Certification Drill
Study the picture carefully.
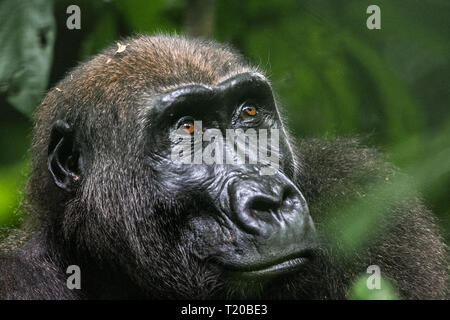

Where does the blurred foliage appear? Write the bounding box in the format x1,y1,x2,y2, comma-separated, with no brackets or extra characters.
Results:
0,0,449,300
0,0,55,116
0,160,28,228
348,273,399,300
0,106,30,228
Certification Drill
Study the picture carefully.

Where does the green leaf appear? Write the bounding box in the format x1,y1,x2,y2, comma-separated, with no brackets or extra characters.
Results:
0,0,55,117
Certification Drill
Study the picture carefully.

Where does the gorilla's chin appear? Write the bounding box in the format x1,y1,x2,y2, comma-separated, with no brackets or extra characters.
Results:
217,269,311,300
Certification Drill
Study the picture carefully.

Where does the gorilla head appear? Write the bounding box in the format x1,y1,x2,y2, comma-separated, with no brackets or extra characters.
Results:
13,35,447,299
32,35,318,298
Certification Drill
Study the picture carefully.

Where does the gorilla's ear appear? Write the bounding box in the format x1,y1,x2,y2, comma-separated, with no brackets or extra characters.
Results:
47,120,81,192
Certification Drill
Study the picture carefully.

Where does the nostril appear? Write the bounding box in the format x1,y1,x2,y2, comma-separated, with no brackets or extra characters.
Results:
245,195,282,227
247,195,280,213
281,186,296,206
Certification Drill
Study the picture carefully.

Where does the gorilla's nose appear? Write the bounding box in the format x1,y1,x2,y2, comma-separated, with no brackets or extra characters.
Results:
228,175,311,238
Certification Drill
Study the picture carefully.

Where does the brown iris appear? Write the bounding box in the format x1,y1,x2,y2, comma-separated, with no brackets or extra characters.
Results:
180,121,194,134
242,105,257,117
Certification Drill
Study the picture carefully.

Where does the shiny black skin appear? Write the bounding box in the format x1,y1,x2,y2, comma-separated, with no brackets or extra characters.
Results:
147,72,317,271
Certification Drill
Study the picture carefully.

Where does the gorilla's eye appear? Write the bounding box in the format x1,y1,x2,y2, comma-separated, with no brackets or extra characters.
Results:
241,105,257,119
179,121,195,134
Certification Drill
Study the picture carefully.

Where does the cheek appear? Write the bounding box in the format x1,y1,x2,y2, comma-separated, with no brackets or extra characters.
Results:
155,163,216,194
181,215,232,259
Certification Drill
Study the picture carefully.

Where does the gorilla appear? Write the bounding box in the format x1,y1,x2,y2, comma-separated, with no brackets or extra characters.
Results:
0,35,447,299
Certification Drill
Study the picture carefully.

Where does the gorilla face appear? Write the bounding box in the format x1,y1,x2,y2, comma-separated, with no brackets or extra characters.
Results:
36,33,327,299
145,72,318,279
47,72,317,299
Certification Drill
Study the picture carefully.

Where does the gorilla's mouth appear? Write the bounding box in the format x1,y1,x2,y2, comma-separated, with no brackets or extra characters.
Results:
239,256,309,277
219,250,314,278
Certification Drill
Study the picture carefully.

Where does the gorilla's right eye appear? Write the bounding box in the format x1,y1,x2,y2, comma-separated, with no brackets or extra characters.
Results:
242,105,257,117
179,121,195,134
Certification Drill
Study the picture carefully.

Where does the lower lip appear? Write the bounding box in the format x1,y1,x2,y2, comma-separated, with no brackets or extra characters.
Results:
230,256,310,278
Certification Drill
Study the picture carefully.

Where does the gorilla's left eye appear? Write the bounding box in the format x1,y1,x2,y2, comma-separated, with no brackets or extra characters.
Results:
179,121,195,134
241,104,257,119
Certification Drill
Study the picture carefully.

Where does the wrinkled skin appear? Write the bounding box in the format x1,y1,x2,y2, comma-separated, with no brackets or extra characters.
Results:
0,35,447,299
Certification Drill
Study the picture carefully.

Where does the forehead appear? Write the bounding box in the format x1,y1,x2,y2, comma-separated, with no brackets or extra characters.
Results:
92,36,258,90
58,36,260,113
